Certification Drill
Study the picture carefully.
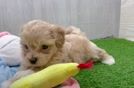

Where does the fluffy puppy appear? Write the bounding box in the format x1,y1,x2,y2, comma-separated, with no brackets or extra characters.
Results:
1,20,115,88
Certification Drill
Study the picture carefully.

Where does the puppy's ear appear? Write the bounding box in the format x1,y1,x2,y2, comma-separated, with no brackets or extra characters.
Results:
51,27,65,48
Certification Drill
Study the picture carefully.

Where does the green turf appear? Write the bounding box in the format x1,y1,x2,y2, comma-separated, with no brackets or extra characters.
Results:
76,38,134,88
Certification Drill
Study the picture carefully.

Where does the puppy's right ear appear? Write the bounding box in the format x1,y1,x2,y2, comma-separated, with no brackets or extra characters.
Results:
51,27,65,48
20,22,28,35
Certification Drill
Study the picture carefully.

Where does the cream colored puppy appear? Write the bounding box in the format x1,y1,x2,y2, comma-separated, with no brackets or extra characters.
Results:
1,20,115,88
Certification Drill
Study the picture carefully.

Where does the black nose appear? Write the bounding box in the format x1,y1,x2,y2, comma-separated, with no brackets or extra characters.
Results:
29,57,38,64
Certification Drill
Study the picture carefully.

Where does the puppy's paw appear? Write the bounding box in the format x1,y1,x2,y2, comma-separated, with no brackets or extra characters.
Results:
102,55,115,65
1,80,12,88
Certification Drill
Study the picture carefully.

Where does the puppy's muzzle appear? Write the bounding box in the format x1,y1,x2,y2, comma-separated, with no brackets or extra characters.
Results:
29,57,38,64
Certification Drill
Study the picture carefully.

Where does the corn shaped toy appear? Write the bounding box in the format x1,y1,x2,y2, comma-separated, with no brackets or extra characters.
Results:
11,60,93,88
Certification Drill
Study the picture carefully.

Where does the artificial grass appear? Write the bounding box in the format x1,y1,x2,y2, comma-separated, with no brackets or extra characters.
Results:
76,38,134,88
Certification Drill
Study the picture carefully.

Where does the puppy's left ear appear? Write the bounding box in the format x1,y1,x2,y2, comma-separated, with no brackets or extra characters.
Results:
51,27,65,48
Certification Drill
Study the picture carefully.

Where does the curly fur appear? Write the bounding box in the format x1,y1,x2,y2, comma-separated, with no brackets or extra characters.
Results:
1,20,115,88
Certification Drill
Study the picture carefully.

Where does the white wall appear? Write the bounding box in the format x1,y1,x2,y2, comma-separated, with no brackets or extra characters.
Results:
119,0,134,41
0,0,121,39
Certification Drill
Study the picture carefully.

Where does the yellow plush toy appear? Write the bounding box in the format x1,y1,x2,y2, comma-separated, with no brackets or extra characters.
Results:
11,60,93,88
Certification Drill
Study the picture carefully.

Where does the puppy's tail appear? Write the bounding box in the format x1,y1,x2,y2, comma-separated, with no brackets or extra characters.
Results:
65,26,85,36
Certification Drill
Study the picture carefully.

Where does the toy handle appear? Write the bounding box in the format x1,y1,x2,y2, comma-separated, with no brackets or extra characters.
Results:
77,60,94,70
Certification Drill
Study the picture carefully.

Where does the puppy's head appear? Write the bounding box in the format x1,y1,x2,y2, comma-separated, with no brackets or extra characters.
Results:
20,20,65,67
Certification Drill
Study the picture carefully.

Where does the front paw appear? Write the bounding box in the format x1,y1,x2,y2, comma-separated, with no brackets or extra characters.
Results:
1,81,12,88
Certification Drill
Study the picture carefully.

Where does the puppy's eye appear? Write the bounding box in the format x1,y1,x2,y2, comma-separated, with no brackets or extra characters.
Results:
42,45,48,49
23,44,28,49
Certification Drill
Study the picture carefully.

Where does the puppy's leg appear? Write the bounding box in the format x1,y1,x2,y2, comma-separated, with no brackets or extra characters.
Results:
89,41,115,65
1,70,34,88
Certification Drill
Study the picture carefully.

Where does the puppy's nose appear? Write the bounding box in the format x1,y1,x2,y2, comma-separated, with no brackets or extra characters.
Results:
29,57,38,64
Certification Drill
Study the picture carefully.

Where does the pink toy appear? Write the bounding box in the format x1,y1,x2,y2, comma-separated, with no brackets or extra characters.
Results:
0,32,10,37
